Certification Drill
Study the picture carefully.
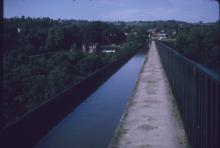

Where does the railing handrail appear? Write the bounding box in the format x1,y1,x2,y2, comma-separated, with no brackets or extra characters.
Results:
156,41,220,81
155,39,220,148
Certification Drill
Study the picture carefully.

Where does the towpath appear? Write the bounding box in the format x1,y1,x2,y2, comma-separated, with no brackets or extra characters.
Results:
109,41,188,148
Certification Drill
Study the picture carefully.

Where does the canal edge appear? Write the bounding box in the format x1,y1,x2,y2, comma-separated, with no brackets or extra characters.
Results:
108,48,150,148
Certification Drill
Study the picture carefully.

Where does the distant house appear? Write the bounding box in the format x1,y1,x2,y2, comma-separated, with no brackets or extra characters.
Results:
152,32,167,40
82,43,100,53
81,43,121,54
88,43,98,53
100,45,120,53
158,33,167,40
147,28,158,39
102,48,116,53
147,28,167,40
82,44,87,53
17,28,21,33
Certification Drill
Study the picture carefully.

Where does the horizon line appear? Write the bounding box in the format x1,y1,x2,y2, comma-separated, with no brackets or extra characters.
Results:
4,16,219,24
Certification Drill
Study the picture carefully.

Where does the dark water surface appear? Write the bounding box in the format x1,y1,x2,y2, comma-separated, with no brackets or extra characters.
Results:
34,50,147,148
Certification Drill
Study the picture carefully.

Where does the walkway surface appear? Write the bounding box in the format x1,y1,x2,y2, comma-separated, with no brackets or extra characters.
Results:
109,41,188,148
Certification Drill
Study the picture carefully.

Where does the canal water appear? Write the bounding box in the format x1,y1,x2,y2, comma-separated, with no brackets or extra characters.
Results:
34,50,147,148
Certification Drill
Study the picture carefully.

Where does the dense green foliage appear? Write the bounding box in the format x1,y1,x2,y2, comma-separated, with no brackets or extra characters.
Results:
128,20,219,73
5,17,219,128
163,22,220,73
3,18,219,128
2,17,149,126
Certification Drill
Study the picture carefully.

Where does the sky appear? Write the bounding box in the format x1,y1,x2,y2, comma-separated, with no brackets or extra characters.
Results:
4,0,219,23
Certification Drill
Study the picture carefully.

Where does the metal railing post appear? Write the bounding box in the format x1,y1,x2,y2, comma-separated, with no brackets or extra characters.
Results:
155,40,220,148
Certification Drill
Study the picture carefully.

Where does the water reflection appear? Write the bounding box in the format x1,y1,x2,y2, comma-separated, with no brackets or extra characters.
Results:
34,50,147,148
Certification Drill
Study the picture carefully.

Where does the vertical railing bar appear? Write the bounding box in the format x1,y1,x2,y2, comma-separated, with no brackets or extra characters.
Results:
155,40,220,148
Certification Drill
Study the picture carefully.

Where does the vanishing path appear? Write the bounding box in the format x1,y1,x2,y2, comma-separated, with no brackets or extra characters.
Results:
110,41,188,148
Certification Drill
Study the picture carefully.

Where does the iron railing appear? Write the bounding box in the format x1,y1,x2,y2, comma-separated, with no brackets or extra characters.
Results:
155,40,220,148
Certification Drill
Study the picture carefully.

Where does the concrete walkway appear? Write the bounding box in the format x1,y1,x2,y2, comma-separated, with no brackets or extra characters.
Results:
109,41,188,148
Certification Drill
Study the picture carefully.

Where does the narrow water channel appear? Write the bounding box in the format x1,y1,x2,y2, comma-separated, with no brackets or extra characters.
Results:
34,50,147,148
